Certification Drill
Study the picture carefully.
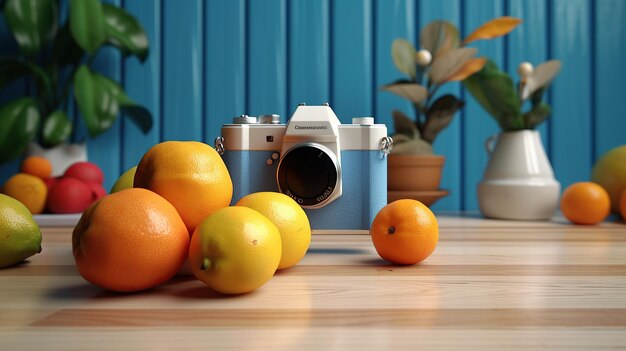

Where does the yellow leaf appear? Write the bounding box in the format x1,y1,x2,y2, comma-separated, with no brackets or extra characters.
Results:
462,17,522,45
445,57,488,82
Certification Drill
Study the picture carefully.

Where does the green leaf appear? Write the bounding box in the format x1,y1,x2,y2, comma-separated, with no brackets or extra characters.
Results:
530,86,545,108
102,4,149,62
0,58,52,99
420,20,460,59
463,60,523,131
423,95,465,143
392,110,418,139
120,105,152,133
73,65,152,136
53,24,84,66
96,76,152,133
3,0,58,55
73,65,119,137
381,81,428,105
0,58,29,90
0,98,40,162
391,39,416,79
42,110,72,146
524,103,551,129
69,0,106,54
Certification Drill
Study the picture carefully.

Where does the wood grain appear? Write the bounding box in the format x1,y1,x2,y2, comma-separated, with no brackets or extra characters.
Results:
32,308,626,328
1,217,625,350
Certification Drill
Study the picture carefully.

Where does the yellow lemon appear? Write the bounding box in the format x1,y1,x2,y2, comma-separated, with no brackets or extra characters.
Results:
188,206,281,294
2,173,47,214
0,194,42,268
236,192,311,270
110,166,137,193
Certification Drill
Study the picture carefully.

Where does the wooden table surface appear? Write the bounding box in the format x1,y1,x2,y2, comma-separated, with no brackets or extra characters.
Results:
1,215,626,350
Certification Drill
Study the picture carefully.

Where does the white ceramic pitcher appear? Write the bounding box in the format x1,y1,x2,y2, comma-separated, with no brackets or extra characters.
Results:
477,130,560,220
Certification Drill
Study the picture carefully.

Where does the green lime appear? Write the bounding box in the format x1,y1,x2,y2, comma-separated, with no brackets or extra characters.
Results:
0,194,42,268
110,166,137,193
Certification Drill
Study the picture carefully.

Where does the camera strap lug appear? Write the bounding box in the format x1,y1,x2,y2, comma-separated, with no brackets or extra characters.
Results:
380,136,393,157
214,136,225,155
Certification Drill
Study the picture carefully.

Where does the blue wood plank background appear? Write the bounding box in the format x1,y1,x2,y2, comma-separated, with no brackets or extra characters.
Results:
122,0,161,171
419,0,462,211
1,0,625,211
462,0,504,211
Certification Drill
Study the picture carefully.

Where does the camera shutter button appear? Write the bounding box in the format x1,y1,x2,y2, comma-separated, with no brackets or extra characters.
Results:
232,115,257,124
352,117,374,125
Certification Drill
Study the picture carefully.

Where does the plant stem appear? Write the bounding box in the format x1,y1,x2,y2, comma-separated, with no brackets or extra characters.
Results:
413,103,423,135
425,83,441,108
55,48,101,112
518,80,528,129
56,66,78,112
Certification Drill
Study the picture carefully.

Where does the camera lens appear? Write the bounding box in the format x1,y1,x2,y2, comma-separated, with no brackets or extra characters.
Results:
277,143,339,207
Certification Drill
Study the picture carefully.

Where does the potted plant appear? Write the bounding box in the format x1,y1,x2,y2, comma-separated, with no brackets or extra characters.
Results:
464,59,562,220
383,17,521,206
0,0,152,174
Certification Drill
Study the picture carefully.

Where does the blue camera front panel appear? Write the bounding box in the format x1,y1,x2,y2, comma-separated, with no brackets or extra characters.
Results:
222,150,279,205
223,149,387,230
303,150,386,230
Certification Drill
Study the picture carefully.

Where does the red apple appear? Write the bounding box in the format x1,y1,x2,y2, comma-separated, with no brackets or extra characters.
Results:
47,178,94,214
87,182,107,201
43,176,60,191
64,162,104,185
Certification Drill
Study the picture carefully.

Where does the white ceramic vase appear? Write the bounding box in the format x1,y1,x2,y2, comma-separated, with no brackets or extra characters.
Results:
27,143,87,177
477,130,560,220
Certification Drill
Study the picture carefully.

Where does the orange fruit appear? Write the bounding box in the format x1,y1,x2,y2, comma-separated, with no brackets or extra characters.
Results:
21,156,52,179
134,141,233,232
73,188,189,292
370,199,439,265
560,182,610,225
619,189,626,220
2,173,47,214
189,206,282,294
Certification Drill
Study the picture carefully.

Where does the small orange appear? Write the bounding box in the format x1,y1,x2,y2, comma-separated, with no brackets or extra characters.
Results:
560,182,610,225
73,188,189,292
134,141,233,233
21,156,52,179
370,199,439,265
2,173,47,214
619,189,626,221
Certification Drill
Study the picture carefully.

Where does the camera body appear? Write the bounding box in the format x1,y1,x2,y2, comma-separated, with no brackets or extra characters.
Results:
219,104,391,232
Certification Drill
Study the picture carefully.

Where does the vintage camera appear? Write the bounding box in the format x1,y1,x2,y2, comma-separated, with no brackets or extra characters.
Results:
217,103,392,232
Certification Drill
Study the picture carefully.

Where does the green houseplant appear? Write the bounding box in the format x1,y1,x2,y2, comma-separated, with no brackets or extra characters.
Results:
0,0,152,165
464,60,561,131
464,59,562,220
382,16,521,205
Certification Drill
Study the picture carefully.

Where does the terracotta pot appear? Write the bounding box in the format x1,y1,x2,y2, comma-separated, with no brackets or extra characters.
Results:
387,154,445,191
